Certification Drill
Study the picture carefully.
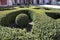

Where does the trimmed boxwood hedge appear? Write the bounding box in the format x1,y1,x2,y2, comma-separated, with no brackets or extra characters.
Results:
15,13,29,27
32,11,60,40
1,9,60,40
0,10,33,26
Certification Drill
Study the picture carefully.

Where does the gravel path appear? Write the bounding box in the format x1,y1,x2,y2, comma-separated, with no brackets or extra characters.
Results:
39,5,60,9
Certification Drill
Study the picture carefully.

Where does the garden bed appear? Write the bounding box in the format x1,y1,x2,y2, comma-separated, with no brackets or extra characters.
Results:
0,7,60,40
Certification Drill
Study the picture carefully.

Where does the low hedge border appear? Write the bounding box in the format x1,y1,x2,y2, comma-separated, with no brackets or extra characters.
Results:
0,10,33,27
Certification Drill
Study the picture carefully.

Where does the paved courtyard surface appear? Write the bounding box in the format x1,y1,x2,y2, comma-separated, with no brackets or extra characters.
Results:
39,5,60,9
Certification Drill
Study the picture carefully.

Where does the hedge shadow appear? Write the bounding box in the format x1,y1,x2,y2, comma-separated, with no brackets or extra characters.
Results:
45,12,60,19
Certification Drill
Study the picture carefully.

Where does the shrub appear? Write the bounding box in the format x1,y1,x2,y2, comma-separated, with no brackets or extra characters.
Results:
0,7,15,11
52,30,60,40
1,8,60,40
32,10,57,40
19,6,25,8
0,10,32,26
15,14,29,27
55,19,60,29
0,11,20,26
33,7,40,9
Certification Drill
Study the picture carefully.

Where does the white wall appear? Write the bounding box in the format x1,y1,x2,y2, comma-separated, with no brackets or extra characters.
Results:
0,0,58,7
20,0,24,4
12,0,15,4
44,0,50,4
7,0,13,6
39,0,43,4
39,0,57,5
17,0,20,4
33,0,37,4
51,0,57,4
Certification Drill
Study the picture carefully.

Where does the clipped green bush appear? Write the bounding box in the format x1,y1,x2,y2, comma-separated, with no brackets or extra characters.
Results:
15,13,29,27
1,8,60,40
32,10,58,40
0,10,32,26
0,11,20,26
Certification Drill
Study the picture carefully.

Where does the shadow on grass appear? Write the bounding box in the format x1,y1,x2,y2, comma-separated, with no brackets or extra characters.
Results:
45,12,60,19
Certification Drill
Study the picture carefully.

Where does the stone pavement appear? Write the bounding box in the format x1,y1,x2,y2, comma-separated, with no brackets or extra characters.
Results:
39,5,60,9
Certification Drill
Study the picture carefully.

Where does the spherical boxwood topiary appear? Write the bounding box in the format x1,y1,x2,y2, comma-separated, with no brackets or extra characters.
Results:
15,13,29,27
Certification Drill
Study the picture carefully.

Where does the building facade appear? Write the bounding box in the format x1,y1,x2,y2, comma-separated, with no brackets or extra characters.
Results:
0,0,58,7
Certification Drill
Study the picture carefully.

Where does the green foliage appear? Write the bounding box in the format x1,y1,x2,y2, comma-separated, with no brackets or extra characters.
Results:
15,14,29,27
0,8,60,40
0,11,20,26
0,10,32,26
32,11,60,40
0,26,33,40
0,8,34,40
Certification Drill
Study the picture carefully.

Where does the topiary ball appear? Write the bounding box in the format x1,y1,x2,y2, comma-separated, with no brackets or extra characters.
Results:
15,13,29,27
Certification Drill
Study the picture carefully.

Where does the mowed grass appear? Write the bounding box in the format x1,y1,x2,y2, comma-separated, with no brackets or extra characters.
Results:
0,6,60,40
